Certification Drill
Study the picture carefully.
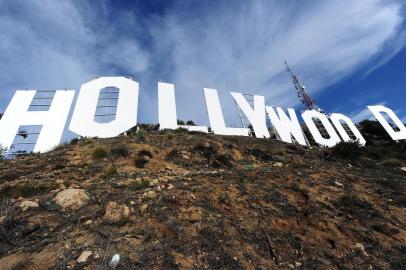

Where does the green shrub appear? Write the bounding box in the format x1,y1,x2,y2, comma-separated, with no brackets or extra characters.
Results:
0,144,7,160
135,150,152,168
382,158,403,167
245,163,254,171
138,149,153,158
331,141,363,160
137,129,145,141
69,138,79,145
0,182,59,199
167,132,174,140
105,164,118,176
131,179,150,190
53,144,67,151
110,145,129,157
92,147,108,160
83,138,94,145
335,194,380,219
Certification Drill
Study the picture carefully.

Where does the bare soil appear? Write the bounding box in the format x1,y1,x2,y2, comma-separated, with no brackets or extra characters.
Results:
0,130,405,269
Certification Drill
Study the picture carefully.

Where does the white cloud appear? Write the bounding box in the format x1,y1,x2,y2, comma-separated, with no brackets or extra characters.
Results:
0,0,405,127
348,101,406,123
160,0,405,124
349,108,375,123
0,0,149,107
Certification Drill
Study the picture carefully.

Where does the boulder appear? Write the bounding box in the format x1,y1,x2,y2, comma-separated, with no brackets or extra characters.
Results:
143,190,156,199
182,207,203,222
334,181,344,188
150,179,159,186
273,162,284,168
135,155,150,168
54,189,89,211
401,167,406,172
77,251,92,263
20,200,39,211
140,204,148,215
103,201,130,224
355,243,368,257
231,149,243,161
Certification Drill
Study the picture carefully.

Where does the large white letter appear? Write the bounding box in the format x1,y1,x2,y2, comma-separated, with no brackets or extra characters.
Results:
69,77,139,138
368,105,406,140
158,82,208,132
203,88,249,136
0,90,75,153
266,107,308,146
302,110,341,147
330,113,366,146
231,92,269,138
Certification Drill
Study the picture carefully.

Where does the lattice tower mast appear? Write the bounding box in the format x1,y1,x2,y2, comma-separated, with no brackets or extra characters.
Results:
284,61,325,114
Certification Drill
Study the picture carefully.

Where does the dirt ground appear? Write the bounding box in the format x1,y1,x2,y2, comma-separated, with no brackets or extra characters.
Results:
0,130,405,269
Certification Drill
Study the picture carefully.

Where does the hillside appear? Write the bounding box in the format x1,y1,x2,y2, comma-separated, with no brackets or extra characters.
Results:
0,126,405,269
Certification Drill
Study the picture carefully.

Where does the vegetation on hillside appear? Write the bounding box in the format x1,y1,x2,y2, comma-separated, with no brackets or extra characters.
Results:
0,123,404,269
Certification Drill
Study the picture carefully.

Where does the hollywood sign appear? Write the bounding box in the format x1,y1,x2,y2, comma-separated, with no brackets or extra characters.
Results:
0,77,405,154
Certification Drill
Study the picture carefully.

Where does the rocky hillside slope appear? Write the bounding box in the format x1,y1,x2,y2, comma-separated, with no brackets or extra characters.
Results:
0,128,405,269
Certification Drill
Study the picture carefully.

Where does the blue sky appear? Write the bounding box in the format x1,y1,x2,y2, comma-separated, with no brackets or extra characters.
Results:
0,0,405,129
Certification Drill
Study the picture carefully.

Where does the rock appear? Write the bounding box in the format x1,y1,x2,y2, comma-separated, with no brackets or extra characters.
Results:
295,262,302,267
401,167,406,172
22,222,40,235
183,207,203,222
334,181,344,188
231,149,243,161
110,254,120,269
167,183,175,190
151,179,159,186
54,189,89,211
77,251,92,263
135,155,150,168
273,162,284,167
355,243,368,257
85,220,93,225
20,200,39,211
140,204,148,215
0,216,5,225
104,201,130,224
146,190,156,199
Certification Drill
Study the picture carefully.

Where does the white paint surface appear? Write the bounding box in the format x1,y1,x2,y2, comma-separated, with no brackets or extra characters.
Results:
302,110,341,147
266,107,307,146
231,92,269,138
368,105,406,140
203,88,249,136
330,113,366,146
158,82,208,132
0,90,75,153
69,77,139,138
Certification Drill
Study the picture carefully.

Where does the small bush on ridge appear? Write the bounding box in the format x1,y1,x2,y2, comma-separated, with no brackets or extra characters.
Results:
92,147,108,160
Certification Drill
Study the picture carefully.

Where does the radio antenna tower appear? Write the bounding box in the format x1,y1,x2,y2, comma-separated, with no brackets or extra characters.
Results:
285,61,325,114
